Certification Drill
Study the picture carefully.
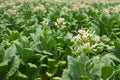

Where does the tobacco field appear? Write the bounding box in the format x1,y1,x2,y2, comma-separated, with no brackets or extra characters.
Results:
0,0,120,80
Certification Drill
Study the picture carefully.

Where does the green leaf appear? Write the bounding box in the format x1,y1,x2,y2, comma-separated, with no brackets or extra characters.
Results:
46,72,55,77
42,50,53,56
6,56,21,79
79,76,89,80
52,77,61,80
4,45,16,60
64,32,73,40
0,60,8,67
56,61,66,67
35,78,42,80
12,40,23,56
101,66,114,80
16,18,25,25
47,38,56,49
16,71,28,80
107,54,120,63
30,33,38,41
67,56,86,80
47,58,57,77
114,39,120,58
0,44,4,62
9,31,20,41
26,63,38,80
27,63,37,69
0,60,8,79
23,48,34,62
61,69,72,80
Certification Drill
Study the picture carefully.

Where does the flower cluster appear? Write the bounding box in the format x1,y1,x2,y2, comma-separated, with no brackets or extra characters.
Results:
0,5,4,8
72,3,90,11
73,29,100,42
4,9,17,15
72,29,101,54
62,6,71,12
34,4,46,13
41,18,50,26
103,8,109,14
109,5,120,13
54,18,66,29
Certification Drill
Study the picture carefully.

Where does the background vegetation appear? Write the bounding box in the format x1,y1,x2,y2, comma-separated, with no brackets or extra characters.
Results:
0,0,120,80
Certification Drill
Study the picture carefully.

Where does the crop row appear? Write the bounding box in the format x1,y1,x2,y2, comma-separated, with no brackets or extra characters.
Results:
0,1,120,80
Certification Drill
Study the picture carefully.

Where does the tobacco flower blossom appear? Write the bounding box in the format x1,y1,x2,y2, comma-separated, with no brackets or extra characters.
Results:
82,42,90,49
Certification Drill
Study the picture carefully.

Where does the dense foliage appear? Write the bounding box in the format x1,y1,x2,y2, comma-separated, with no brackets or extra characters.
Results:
0,0,120,80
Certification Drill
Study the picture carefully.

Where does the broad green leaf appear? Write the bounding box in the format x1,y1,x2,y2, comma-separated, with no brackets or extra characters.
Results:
4,45,16,60
6,56,21,79
101,54,114,66
64,32,73,40
0,60,8,79
47,38,56,49
26,63,38,80
30,33,38,41
23,48,34,62
12,40,23,56
67,56,86,80
107,54,120,63
101,66,114,80
0,60,8,67
61,69,72,80
9,31,20,41
16,18,25,25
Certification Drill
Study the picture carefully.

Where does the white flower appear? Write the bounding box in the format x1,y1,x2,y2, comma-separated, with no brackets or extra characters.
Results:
55,0,62,3
5,9,17,15
62,7,70,12
54,22,58,26
34,5,46,12
57,18,65,24
41,18,50,25
103,9,109,14
73,34,80,40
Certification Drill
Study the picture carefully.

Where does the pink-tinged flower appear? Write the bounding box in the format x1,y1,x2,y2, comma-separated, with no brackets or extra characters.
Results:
78,29,85,34
94,35,100,41
82,32,89,39
82,42,90,49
